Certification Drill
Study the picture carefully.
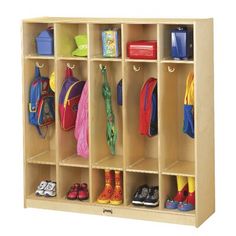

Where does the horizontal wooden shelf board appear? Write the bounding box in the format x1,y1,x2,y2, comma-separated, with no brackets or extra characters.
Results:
92,155,123,170
90,56,122,62
59,154,89,168
92,202,125,208
60,196,90,204
23,17,200,24
160,208,196,216
127,203,159,212
161,58,194,64
57,56,88,61
126,158,159,174
27,150,56,165
125,58,158,63
24,54,55,60
27,193,58,201
162,161,195,177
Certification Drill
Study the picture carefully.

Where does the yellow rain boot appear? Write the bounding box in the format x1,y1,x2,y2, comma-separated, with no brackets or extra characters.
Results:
110,171,123,205
178,177,195,211
97,169,114,204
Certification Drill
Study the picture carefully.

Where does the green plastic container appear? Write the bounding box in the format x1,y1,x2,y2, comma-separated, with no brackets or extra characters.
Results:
72,35,88,57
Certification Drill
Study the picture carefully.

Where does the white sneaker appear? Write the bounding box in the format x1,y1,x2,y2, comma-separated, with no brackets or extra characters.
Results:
35,180,49,196
44,181,56,197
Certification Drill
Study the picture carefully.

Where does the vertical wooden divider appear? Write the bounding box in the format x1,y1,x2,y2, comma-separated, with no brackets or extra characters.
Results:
87,23,93,203
54,23,60,198
121,23,126,206
157,23,163,209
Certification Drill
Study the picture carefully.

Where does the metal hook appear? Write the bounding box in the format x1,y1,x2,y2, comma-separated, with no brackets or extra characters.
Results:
67,63,75,70
168,65,175,73
133,65,141,72
99,64,106,70
36,62,44,68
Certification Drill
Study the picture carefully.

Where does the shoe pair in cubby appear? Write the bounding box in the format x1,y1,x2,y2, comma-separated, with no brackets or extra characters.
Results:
132,185,159,207
66,183,89,201
35,180,56,197
165,176,195,212
96,170,123,205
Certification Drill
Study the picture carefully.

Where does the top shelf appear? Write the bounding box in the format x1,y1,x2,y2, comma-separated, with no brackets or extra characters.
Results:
161,59,194,64
23,21,195,63
23,17,204,24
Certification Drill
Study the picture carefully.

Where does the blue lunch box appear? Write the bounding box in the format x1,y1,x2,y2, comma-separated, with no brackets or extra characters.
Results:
171,27,193,60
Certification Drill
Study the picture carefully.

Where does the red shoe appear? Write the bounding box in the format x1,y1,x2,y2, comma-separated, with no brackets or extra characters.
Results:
166,184,188,209
67,183,80,200
78,183,89,201
178,191,195,211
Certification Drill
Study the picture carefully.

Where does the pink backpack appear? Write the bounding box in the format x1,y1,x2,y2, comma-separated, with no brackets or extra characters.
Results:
74,81,89,158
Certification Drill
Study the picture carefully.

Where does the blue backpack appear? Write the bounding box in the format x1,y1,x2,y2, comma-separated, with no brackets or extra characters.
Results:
29,66,55,137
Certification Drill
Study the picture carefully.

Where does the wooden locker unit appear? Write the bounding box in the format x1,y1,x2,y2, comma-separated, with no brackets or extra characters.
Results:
22,17,214,227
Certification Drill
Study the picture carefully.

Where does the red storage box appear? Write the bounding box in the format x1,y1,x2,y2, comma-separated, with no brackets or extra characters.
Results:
127,40,157,59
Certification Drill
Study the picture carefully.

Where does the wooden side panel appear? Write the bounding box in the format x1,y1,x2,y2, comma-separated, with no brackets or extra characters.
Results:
194,19,215,227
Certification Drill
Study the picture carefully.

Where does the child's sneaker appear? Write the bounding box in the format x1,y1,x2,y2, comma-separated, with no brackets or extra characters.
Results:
143,186,159,207
78,183,89,201
35,180,49,196
44,181,56,197
132,184,149,205
67,183,80,200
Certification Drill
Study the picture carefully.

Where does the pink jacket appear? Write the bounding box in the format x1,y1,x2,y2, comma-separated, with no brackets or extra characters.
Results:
74,81,89,158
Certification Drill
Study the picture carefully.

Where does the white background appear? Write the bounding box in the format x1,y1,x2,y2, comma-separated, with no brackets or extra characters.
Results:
0,0,234,235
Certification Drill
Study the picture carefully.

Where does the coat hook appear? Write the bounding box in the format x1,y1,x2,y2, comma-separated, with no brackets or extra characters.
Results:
99,64,106,70
36,62,44,68
133,65,141,72
67,63,75,70
168,65,175,73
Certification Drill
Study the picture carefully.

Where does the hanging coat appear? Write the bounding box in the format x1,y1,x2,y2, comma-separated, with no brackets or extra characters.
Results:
74,81,89,158
183,72,194,138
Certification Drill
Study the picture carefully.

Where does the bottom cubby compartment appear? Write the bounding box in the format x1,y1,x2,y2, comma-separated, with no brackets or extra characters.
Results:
26,164,56,199
91,169,124,206
126,172,159,209
160,175,195,214
59,166,90,202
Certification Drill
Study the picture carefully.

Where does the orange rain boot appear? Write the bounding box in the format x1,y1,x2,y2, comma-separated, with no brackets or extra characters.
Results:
97,169,114,204
110,170,123,205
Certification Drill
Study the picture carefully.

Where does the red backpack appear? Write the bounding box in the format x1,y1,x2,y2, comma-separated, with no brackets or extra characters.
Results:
59,67,85,130
139,78,157,137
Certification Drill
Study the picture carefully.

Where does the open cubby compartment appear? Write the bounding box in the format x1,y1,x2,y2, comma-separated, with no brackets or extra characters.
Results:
124,24,157,59
89,23,122,59
159,24,194,61
56,23,87,58
159,63,195,177
90,61,123,170
26,163,56,199
124,62,158,173
160,175,195,214
24,59,56,165
56,60,89,167
58,166,89,201
23,22,54,57
91,169,124,204
125,172,159,208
